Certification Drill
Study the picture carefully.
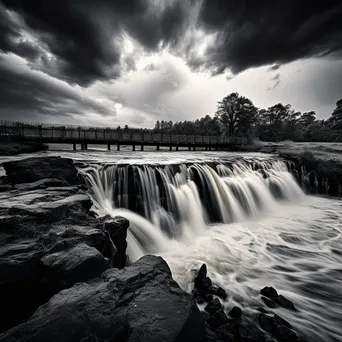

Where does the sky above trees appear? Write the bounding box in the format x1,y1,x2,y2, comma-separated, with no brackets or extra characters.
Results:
0,0,342,127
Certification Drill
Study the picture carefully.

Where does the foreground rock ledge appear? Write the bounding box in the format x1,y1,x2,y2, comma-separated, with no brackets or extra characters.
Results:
0,255,206,342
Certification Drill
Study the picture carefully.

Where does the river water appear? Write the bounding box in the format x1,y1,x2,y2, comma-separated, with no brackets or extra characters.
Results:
1,145,342,341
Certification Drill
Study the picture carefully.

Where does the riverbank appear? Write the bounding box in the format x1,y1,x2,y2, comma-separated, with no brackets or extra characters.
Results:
0,137,48,156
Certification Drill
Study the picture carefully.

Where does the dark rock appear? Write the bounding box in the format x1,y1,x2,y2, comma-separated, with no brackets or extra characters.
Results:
0,219,107,333
259,313,297,342
273,314,292,329
258,313,274,334
8,194,92,222
41,243,108,296
201,311,211,321
102,216,129,268
3,156,79,186
208,285,228,300
14,178,69,191
258,307,268,314
194,263,212,290
272,324,297,342
0,255,207,342
205,298,222,315
0,184,12,192
277,294,296,310
210,308,228,330
196,296,205,304
228,306,242,318
261,286,278,300
217,320,240,341
216,287,228,300
205,324,222,342
262,296,277,308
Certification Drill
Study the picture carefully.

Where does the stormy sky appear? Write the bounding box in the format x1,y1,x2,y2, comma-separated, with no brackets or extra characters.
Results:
0,0,342,127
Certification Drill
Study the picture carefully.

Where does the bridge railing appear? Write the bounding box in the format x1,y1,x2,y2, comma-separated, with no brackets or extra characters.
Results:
0,121,248,145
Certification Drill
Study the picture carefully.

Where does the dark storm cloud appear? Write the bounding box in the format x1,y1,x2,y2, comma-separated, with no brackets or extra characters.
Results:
0,0,190,85
0,56,113,120
195,0,342,74
1,0,342,85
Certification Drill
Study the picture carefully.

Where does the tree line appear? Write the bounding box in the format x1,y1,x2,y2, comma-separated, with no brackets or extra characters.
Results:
151,93,342,142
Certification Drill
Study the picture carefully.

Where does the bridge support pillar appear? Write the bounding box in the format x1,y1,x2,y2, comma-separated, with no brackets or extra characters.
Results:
107,144,111,150
73,143,76,151
84,144,88,150
169,146,172,151
81,144,84,150
156,144,160,151
176,146,179,151
193,146,196,151
132,144,135,151
140,145,144,151
117,143,120,151
188,145,191,151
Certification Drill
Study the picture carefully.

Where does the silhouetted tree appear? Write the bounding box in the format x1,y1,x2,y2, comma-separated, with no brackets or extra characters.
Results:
215,93,258,135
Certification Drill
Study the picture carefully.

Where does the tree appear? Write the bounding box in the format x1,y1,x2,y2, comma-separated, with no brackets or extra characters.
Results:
299,111,316,126
215,92,258,135
155,120,161,131
329,99,342,129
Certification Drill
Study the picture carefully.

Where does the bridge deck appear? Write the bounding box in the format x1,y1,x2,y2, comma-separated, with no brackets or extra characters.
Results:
0,121,247,148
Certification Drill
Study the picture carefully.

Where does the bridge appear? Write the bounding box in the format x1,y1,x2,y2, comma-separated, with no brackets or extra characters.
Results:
0,121,248,151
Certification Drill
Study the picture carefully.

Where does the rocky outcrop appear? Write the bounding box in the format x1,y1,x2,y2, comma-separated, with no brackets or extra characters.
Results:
0,255,207,342
40,243,108,297
3,156,79,186
102,216,129,268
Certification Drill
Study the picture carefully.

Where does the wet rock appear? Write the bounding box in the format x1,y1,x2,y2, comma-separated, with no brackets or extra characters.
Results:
262,296,277,308
208,285,228,300
3,157,79,186
217,320,240,341
209,308,229,330
228,306,242,319
194,263,212,290
0,255,207,342
273,314,292,329
14,178,69,191
277,294,296,310
258,307,268,314
205,298,222,315
201,311,211,321
261,286,278,300
102,216,129,268
258,313,297,342
8,194,92,222
41,243,108,296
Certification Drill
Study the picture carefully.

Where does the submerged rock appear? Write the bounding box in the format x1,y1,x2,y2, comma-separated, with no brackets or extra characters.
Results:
277,294,296,311
205,298,222,315
3,156,79,186
260,286,296,311
261,286,278,300
228,306,242,319
0,255,207,342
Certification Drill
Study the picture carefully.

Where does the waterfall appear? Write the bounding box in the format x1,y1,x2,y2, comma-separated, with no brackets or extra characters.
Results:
80,160,304,262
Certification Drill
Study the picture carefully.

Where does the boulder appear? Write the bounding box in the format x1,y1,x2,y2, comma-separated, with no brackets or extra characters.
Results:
8,194,92,222
0,220,107,333
3,157,79,186
41,243,108,296
228,306,242,319
194,263,212,290
102,216,129,268
205,298,222,315
0,255,207,342
262,296,277,308
277,294,296,311
261,286,278,300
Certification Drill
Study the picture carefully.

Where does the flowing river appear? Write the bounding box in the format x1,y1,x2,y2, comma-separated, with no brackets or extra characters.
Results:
1,145,341,342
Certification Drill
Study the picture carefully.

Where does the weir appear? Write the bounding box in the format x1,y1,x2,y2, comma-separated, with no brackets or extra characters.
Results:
81,159,304,261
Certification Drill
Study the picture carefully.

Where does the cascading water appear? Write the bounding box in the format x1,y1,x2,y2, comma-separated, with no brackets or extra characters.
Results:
81,160,304,262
